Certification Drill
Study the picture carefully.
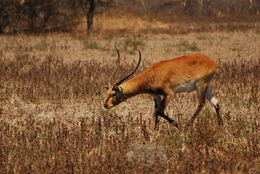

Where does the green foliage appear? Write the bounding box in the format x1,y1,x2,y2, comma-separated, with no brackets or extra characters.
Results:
196,35,209,40
75,37,109,51
83,40,99,49
103,35,113,41
229,46,243,56
123,38,145,55
34,39,48,51
15,51,30,60
175,40,201,52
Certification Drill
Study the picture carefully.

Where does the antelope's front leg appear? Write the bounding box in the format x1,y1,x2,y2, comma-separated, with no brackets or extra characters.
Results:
157,94,179,129
154,96,161,130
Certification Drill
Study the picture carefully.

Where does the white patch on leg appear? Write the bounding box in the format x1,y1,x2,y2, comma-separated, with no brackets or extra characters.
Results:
210,97,218,106
205,85,219,106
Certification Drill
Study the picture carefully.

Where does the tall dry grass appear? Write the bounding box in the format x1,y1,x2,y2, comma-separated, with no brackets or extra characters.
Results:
0,30,259,173
78,10,260,36
0,50,259,173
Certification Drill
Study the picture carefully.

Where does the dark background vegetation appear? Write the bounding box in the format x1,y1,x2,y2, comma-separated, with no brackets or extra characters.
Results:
1,0,260,34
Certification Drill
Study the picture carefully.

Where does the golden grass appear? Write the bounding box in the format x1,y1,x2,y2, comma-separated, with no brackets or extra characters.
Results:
0,54,259,173
0,30,259,64
83,11,260,36
0,26,259,173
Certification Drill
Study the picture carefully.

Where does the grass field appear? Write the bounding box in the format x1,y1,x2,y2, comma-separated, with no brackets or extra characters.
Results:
0,15,259,173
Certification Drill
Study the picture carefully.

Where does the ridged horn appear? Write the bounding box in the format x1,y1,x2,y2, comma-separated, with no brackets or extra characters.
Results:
114,50,141,87
106,47,120,88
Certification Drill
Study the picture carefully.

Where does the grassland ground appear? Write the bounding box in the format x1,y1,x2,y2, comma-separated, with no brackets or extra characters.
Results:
0,29,259,173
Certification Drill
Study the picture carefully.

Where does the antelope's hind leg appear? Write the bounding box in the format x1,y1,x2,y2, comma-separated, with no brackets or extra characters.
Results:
186,82,206,128
205,85,223,126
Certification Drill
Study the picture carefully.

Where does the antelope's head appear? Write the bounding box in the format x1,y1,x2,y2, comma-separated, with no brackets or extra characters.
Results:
104,48,141,109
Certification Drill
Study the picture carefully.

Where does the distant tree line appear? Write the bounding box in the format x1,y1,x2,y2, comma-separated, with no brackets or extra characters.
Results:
0,0,259,34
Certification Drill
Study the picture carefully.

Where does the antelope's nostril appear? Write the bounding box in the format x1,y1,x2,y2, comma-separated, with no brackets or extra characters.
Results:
104,104,108,109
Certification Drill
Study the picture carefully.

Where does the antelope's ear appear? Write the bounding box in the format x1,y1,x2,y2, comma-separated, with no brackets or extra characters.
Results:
112,86,120,92
112,86,123,94
104,85,109,90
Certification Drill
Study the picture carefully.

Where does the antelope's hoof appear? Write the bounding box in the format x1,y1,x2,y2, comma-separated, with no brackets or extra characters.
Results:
172,121,179,129
185,121,194,130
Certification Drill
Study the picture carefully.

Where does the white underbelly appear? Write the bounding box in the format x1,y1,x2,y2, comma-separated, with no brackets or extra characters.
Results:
173,80,197,93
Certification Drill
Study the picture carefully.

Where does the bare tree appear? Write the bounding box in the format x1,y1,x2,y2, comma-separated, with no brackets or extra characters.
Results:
0,1,10,33
182,0,192,14
249,0,260,14
182,0,199,15
75,0,98,34
198,0,212,15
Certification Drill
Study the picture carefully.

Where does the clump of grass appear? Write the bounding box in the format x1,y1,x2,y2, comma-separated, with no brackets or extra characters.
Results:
84,40,99,49
175,40,200,52
34,39,48,51
15,51,30,60
229,46,243,57
196,35,210,40
103,35,114,41
123,38,145,55
74,36,109,51
229,47,243,52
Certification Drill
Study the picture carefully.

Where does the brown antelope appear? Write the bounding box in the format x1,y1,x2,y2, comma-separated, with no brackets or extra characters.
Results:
104,48,223,129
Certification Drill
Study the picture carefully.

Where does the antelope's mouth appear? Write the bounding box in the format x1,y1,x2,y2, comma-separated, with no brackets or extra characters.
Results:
104,104,113,109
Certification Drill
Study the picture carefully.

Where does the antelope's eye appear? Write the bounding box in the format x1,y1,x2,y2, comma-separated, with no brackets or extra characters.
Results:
111,93,117,97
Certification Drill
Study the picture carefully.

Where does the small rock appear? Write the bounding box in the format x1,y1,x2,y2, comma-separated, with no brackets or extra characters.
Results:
126,144,168,173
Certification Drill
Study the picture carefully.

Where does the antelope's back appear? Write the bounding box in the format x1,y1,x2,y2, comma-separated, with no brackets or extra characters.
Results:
144,53,218,84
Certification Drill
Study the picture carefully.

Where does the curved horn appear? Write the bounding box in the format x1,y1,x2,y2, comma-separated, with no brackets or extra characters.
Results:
106,47,120,88
114,50,141,86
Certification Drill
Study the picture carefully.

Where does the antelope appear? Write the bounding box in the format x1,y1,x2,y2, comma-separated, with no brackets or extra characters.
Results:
104,48,223,129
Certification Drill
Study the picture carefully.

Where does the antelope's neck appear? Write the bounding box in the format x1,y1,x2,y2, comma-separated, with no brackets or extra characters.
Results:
119,77,147,98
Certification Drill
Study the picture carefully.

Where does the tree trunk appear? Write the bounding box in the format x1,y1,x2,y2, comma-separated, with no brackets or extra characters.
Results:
86,0,95,34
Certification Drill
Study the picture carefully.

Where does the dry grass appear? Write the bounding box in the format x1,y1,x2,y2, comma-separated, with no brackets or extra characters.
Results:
0,24,260,173
1,30,259,64
78,10,260,36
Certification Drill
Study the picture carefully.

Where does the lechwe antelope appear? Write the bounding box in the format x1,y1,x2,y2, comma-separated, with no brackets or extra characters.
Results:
104,48,223,129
